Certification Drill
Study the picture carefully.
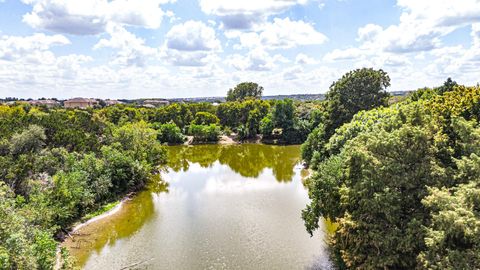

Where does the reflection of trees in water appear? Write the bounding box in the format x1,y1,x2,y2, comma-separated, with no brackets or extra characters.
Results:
167,145,300,182
68,179,169,266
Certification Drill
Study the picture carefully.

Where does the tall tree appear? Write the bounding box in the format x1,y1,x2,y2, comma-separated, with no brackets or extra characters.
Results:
226,82,263,101
302,68,390,166
436,77,458,94
325,68,390,137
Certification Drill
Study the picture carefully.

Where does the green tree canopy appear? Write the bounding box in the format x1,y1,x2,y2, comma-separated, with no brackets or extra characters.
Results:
226,82,263,101
302,68,390,166
302,86,480,269
192,112,220,125
325,68,390,137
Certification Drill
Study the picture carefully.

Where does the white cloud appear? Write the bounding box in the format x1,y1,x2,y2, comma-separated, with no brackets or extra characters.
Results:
283,66,303,80
22,0,174,35
295,53,318,65
227,48,286,71
229,18,327,50
163,20,221,66
199,0,308,29
0,33,70,62
472,23,480,47
166,20,221,51
358,0,480,53
323,47,364,62
94,24,158,67
356,24,383,43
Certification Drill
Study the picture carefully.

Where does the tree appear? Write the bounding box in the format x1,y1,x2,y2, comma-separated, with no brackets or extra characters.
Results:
110,121,166,165
272,99,295,131
437,77,458,94
156,122,185,144
9,125,46,156
419,182,480,269
188,124,220,142
192,112,219,125
301,68,390,166
226,82,263,101
325,68,390,138
259,115,274,138
302,86,480,269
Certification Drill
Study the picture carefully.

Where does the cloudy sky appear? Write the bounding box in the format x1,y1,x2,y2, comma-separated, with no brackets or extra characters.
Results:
0,0,479,99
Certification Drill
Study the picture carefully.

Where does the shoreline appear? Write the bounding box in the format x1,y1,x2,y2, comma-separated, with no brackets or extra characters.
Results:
70,198,126,233
55,196,133,269
57,143,305,268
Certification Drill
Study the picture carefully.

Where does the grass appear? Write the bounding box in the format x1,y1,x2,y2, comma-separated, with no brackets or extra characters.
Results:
82,201,120,221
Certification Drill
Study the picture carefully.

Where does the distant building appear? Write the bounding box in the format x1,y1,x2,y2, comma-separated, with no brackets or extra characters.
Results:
143,99,170,107
64,98,98,109
28,99,59,108
105,99,123,106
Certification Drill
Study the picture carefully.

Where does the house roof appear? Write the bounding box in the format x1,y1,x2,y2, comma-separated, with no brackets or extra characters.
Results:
143,99,169,104
65,97,97,103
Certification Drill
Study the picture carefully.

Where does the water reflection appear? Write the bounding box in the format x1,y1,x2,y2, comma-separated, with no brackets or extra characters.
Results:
66,145,331,270
63,180,168,265
167,144,300,182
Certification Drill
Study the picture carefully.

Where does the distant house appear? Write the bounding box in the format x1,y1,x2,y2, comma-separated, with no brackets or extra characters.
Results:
143,99,170,107
105,99,123,106
28,99,59,108
64,98,98,109
141,104,156,108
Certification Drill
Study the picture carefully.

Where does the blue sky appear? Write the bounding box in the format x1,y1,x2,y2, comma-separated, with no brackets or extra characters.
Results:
0,0,479,99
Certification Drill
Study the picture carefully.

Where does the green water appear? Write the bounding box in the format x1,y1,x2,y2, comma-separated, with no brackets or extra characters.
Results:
67,144,332,269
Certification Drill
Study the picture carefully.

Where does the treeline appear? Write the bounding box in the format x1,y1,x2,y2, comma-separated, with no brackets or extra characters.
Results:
0,82,321,269
301,70,480,269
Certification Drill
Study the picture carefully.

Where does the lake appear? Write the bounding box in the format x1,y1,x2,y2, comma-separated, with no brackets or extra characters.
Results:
65,144,332,270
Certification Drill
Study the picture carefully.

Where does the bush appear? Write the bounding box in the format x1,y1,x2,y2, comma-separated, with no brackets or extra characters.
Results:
191,112,219,125
188,124,220,142
156,122,185,144
259,115,274,138
9,125,46,156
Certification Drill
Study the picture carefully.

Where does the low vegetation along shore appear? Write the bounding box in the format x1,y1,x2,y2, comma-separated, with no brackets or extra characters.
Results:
1,68,479,269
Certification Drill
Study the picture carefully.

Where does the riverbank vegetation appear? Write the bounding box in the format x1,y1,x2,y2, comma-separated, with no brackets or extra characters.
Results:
0,82,321,269
301,70,480,269
1,69,478,269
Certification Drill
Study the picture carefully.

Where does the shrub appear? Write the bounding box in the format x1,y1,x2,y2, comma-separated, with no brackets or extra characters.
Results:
191,112,219,125
156,122,185,144
188,124,220,142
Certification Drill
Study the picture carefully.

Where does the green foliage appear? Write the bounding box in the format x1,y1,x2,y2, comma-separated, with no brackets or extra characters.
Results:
0,183,57,270
325,68,390,138
303,85,480,269
259,115,274,138
188,124,221,142
0,106,170,268
110,121,166,165
261,99,311,144
272,99,295,131
216,99,270,130
409,87,439,102
156,122,185,144
50,170,95,226
192,112,220,125
419,182,480,269
302,68,391,166
226,82,263,101
300,125,326,168
9,125,46,156
436,77,458,95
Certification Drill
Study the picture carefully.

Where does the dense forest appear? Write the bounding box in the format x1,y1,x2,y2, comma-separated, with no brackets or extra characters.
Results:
1,68,479,269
